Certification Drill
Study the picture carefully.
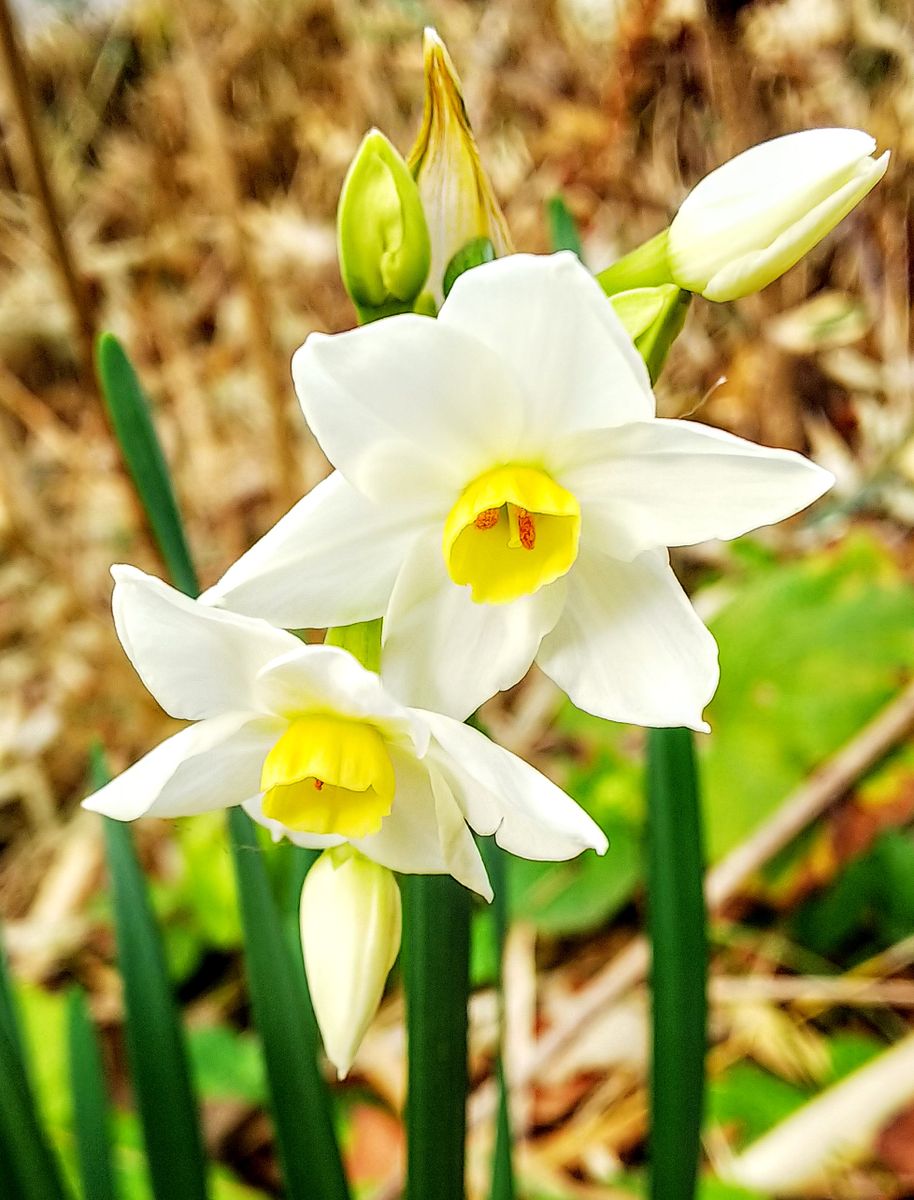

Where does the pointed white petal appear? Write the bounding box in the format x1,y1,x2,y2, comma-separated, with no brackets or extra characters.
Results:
254,644,429,755
560,419,834,561
201,472,428,628
538,547,719,730
83,713,281,821
292,315,524,508
439,253,654,440
112,566,301,721
422,712,607,861
380,530,565,720
354,747,491,899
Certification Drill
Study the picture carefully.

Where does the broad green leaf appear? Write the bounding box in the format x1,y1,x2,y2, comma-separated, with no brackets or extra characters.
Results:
96,332,199,597
67,989,117,1200
104,818,209,1200
704,533,914,860
187,1026,267,1106
227,807,348,1200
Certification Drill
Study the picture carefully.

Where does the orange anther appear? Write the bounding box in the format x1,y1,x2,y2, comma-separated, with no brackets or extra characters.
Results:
474,507,500,530
516,508,536,550
313,778,324,791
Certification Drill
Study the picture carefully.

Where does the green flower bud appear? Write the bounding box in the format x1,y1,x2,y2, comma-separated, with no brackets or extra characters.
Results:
337,129,431,318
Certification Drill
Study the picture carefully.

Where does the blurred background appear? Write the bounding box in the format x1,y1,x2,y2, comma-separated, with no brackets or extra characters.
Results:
1,0,913,1196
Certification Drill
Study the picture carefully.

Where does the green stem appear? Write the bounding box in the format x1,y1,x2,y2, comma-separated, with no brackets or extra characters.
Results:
402,874,472,1200
637,290,692,385
596,230,673,296
646,728,707,1200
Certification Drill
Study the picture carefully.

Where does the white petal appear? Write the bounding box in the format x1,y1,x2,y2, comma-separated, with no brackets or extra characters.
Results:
354,747,491,899
253,643,429,755
422,712,607,861
560,419,834,561
537,547,719,730
83,713,281,822
292,315,525,508
201,472,425,628
380,529,565,720
439,252,654,440
112,566,301,721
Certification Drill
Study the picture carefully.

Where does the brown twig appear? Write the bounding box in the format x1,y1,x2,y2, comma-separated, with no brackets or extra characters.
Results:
0,0,95,389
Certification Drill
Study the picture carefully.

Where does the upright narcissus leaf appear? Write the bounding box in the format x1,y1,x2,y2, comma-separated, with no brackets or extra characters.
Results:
408,27,512,301
337,129,431,322
228,808,350,1200
103,817,209,1200
96,333,199,597
547,195,583,258
67,989,117,1200
0,940,69,1200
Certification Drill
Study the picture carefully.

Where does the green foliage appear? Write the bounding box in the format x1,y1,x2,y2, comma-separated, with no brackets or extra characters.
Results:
96,332,199,597
67,989,117,1200
792,829,914,959
442,236,496,297
227,808,349,1200
104,818,210,1200
546,196,583,258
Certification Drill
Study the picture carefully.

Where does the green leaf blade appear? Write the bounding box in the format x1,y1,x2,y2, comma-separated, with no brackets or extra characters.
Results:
96,332,199,597
227,808,349,1200
104,818,209,1200
67,988,118,1200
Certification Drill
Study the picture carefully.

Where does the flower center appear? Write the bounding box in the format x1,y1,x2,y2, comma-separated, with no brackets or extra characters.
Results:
260,713,396,839
442,465,581,604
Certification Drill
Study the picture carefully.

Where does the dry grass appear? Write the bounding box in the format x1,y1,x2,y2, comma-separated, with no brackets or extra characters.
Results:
1,0,913,1194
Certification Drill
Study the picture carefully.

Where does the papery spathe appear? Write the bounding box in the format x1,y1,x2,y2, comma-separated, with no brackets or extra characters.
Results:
668,128,889,302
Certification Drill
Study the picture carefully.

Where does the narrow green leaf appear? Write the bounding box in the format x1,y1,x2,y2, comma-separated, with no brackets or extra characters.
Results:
227,808,349,1200
0,940,69,1200
546,195,583,258
443,236,496,298
479,840,515,1200
646,728,707,1200
96,332,199,596
67,989,117,1200
402,873,472,1200
104,818,209,1200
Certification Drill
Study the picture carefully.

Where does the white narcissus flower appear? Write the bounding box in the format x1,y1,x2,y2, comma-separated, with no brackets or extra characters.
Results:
203,253,833,729
300,847,401,1079
84,566,605,892
668,128,889,303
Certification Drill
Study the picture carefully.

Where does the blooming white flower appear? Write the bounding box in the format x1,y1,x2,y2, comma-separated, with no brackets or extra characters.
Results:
668,128,889,303
203,252,833,729
84,565,605,892
300,847,401,1079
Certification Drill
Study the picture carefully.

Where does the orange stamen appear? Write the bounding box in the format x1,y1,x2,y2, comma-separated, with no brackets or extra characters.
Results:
516,508,536,550
313,778,324,790
475,507,500,530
